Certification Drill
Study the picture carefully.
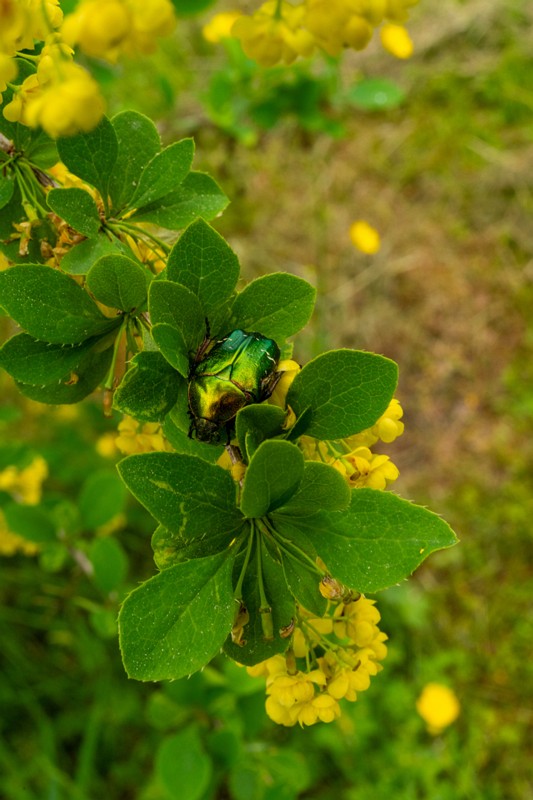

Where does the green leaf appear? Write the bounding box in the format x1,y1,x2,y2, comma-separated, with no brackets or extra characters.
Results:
109,110,161,212
0,333,97,385
60,234,129,275
287,349,398,440
89,536,128,593
118,552,235,680
280,551,327,617
240,440,304,518
230,273,316,340
56,116,118,202
3,503,56,543
15,343,114,404
0,174,15,210
79,468,127,529
235,404,286,461
224,539,295,666
156,728,213,800
24,128,58,168
47,188,101,238
129,171,228,230
151,323,190,378
149,279,205,351
276,461,350,516
267,518,327,616
86,254,148,311
117,452,245,541
151,520,232,568
128,139,194,210
302,488,459,592
0,265,119,344
348,78,406,111
166,218,239,314
113,351,181,422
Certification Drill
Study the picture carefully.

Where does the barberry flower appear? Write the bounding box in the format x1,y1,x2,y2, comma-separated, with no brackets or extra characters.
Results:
380,23,414,59
416,683,460,734
202,12,242,44
62,0,176,62
349,219,381,254
232,1,315,67
0,456,48,504
115,416,171,455
247,594,387,726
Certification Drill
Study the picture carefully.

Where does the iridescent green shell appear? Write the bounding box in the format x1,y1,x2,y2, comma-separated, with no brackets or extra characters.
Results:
188,329,280,443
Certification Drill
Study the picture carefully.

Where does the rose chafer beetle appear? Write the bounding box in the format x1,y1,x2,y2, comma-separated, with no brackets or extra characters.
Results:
188,329,281,444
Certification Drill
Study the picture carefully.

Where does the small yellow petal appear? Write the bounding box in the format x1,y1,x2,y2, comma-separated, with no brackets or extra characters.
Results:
349,220,381,254
380,23,414,59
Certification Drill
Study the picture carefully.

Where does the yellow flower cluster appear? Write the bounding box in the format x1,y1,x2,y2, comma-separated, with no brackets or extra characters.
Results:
3,43,105,138
0,456,48,504
0,455,48,556
62,0,177,63
228,0,418,67
0,1,63,59
113,416,172,456
1,0,175,137
299,398,404,490
248,595,387,726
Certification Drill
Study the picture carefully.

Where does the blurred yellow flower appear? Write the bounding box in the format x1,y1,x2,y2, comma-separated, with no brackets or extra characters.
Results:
0,456,48,504
416,683,460,734
380,23,414,59
96,432,119,458
349,220,381,254
202,11,242,43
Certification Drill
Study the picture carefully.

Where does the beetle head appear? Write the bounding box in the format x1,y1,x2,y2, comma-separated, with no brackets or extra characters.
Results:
191,417,222,444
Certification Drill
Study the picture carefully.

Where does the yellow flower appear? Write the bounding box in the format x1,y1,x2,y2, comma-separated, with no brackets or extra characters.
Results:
62,0,176,61
0,456,48,504
416,683,460,734
61,0,131,62
115,416,171,455
333,446,399,489
203,12,242,44
380,23,413,59
268,359,300,410
96,432,119,458
232,1,314,67
0,0,63,55
349,219,381,254
0,53,17,93
4,57,105,138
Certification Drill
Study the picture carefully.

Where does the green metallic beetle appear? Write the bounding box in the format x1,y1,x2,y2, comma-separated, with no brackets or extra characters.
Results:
188,329,281,444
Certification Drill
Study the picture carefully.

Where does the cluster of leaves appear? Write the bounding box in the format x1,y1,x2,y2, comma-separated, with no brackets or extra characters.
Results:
0,109,456,685
0,110,227,404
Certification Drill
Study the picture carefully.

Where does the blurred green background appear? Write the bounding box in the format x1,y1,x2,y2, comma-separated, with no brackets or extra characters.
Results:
1,0,532,797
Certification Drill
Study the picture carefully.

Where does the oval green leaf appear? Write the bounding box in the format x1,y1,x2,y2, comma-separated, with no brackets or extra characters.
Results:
118,552,235,680
287,349,398,440
86,254,148,311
